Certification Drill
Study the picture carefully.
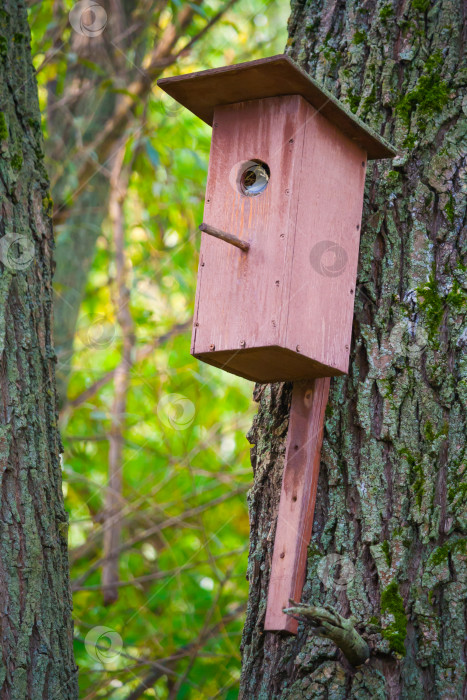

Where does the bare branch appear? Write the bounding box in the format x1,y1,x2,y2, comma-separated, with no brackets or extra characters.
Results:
70,486,249,584
63,320,191,415
52,0,240,226
72,546,247,592
167,572,232,700
283,602,370,667
123,604,246,700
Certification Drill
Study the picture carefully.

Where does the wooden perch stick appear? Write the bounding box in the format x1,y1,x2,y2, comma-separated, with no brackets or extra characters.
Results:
199,222,250,252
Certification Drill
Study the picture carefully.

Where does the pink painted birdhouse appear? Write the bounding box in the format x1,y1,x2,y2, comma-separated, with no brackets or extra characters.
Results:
158,55,395,383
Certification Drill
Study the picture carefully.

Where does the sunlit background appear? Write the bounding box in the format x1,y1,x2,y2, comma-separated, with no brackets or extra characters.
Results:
28,0,288,697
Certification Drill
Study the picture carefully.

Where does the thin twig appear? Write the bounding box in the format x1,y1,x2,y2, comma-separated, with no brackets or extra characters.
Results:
72,546,247,591
63,320,191,415
167,572,232,700
123,604,246,700
71,486,249,585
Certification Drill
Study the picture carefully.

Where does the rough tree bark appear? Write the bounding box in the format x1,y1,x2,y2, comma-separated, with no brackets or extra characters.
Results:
0,1,77,697
240,1,466,698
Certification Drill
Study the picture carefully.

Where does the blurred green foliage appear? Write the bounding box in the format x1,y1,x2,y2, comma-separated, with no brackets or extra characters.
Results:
28,0,288,697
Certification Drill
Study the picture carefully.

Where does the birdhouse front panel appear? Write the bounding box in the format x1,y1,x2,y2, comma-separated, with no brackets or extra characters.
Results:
191,94,366,383
191,95,312,382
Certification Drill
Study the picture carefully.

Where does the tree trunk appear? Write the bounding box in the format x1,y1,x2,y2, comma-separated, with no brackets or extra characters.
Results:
49,0,201,406
240,1,466,698
0,2,77,697
49,0,130,406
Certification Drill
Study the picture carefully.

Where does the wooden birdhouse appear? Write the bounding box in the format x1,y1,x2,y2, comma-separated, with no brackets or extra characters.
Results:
158,55,396,383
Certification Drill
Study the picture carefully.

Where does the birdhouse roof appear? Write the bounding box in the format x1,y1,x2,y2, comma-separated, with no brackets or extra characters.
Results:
157,54,396,160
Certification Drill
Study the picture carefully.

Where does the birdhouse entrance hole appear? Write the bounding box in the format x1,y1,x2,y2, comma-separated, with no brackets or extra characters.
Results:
239,160,270,196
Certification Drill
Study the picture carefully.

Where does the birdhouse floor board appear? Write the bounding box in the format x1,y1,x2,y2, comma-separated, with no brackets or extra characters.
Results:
265,377,330,633
193,346,343,384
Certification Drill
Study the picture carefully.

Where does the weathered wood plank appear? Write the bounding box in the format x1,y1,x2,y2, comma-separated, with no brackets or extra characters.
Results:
284,107,367,376
191,95,308,377
264,377,330,633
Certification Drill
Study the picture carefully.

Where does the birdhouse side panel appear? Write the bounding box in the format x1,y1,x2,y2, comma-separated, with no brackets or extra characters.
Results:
191,95,309,376
284,106,367,374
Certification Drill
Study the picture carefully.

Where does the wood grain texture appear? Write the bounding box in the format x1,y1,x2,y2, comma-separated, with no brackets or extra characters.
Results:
284,105,367,376
192,95,308,377
157,55,396,159
264,378,330,633
192,95,366,383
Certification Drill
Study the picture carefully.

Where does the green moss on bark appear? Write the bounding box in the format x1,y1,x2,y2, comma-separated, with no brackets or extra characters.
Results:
0,111,7,140
412,0,431,11
10,152,22,170
241,0,467,697
430,539,467,566
417,274,466,343
380,582,408,656
396,52,449,144
352,29,367,45
382,540,392,567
